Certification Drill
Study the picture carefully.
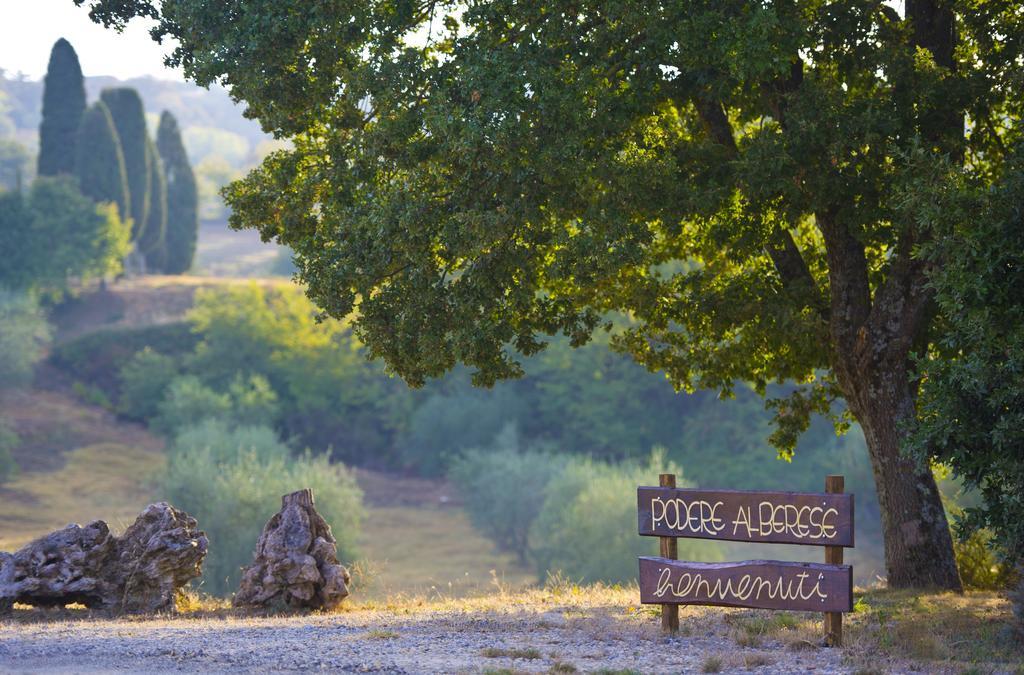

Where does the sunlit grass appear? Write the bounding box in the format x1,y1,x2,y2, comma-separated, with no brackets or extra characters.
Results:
353,503,534,599
0,442,165,551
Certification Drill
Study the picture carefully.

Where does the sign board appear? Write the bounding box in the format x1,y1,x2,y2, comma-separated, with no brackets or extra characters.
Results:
638,557,853,613
637,475,855,646
637,487,854,547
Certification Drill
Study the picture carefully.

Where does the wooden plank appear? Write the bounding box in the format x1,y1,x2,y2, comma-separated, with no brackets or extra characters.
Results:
638,557,854,613
658,474,679,633
824,475,844,647
637,486,854,547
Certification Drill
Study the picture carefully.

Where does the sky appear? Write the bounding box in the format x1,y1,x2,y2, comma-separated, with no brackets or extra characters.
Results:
0,0,183,81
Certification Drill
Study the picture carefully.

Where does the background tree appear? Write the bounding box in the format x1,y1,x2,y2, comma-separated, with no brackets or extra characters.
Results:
74,101,130,222
81,0,1024,589
37,38,85,176
140,135,167,271
99,87,150,243
0,139,31,192
0,177,129,293
0,188,33,289
156,111,197,274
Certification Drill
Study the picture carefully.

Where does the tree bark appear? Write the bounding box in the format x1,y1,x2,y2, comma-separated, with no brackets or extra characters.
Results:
847,361,962,589
819,208,962,591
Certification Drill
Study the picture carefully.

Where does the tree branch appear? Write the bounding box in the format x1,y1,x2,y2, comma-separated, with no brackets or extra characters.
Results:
693,95,820,303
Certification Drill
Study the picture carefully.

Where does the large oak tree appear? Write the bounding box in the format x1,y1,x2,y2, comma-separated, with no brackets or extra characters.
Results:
79,0,1024,588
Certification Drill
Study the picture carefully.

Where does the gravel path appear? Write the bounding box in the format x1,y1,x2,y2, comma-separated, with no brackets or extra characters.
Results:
0,603,855,674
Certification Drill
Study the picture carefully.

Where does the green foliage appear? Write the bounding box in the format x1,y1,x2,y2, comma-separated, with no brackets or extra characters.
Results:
117,347,179,421
450,437,722,583
72,381,114,409
154,375,231,435
100,88,150,242
0,417,18,483
0,138,31,191
154,373,279,436
75,101,131,222
51,322,197,397
531,452,718,583
37,39,85,176
0,190,32,289
448,430,567,563
140,135,167,270
911,153,1024,564
168,418,289,467
953,527,1015,591
35,178,130,284
0,290,50,389
161,422,363,596
185,284,408,462
157,111,198,274
401,386,530,475
0,177,130,293
39,177,127,289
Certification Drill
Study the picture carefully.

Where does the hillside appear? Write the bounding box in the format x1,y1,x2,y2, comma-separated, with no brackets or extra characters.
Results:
0,267,532,598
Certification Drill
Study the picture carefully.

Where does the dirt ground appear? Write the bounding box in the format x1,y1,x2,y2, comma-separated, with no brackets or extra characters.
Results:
0,595,850,674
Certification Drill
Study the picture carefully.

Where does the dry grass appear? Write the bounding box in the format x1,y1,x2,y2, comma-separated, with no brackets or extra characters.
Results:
700,654,724,672
481,647,542,659
843,588,1023,672
354,503,534,599
0,442,165,551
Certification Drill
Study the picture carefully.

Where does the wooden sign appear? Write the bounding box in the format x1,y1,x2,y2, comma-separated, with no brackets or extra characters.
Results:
638,557,854,613
637,474,854,646
637,486,854,547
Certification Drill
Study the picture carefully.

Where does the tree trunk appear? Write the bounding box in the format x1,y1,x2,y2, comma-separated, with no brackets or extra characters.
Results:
819,207,961,591
851,369,962,590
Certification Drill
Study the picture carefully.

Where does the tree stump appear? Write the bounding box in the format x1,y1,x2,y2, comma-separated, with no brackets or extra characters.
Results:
234,489,351,610
0,502,207,614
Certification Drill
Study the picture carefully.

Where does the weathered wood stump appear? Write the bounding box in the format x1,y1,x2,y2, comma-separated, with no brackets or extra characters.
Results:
0,502,207,614
234,489,351,610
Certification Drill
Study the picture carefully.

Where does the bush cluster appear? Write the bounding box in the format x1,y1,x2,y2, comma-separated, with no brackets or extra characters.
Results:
0,289,50,389
450,443,720,583
161,419,364,596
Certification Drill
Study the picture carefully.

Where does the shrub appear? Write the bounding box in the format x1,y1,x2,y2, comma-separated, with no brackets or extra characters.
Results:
952,521,1015,590
0,290,50,389
402,387,531,475
154,375,232,435
0,418,19,483
226,373,279,427
154,374,280,436
168,418,289,465
448,428,567,563
161,423,363,596
529,451,721,583
51,322,198,397
118,348,180,421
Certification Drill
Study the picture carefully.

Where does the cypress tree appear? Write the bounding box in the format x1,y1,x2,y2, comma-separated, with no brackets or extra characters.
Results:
140,136,167,271
38,39,86,176
156,111,198,274
99,88,150,243
74,101,130,223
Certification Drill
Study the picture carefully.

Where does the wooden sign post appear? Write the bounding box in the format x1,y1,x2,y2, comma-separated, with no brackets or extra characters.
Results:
824,475,844,647
637,475,854,646
659,473,679,633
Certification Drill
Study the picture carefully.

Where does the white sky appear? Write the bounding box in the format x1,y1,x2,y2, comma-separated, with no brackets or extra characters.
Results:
0,0,183,81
